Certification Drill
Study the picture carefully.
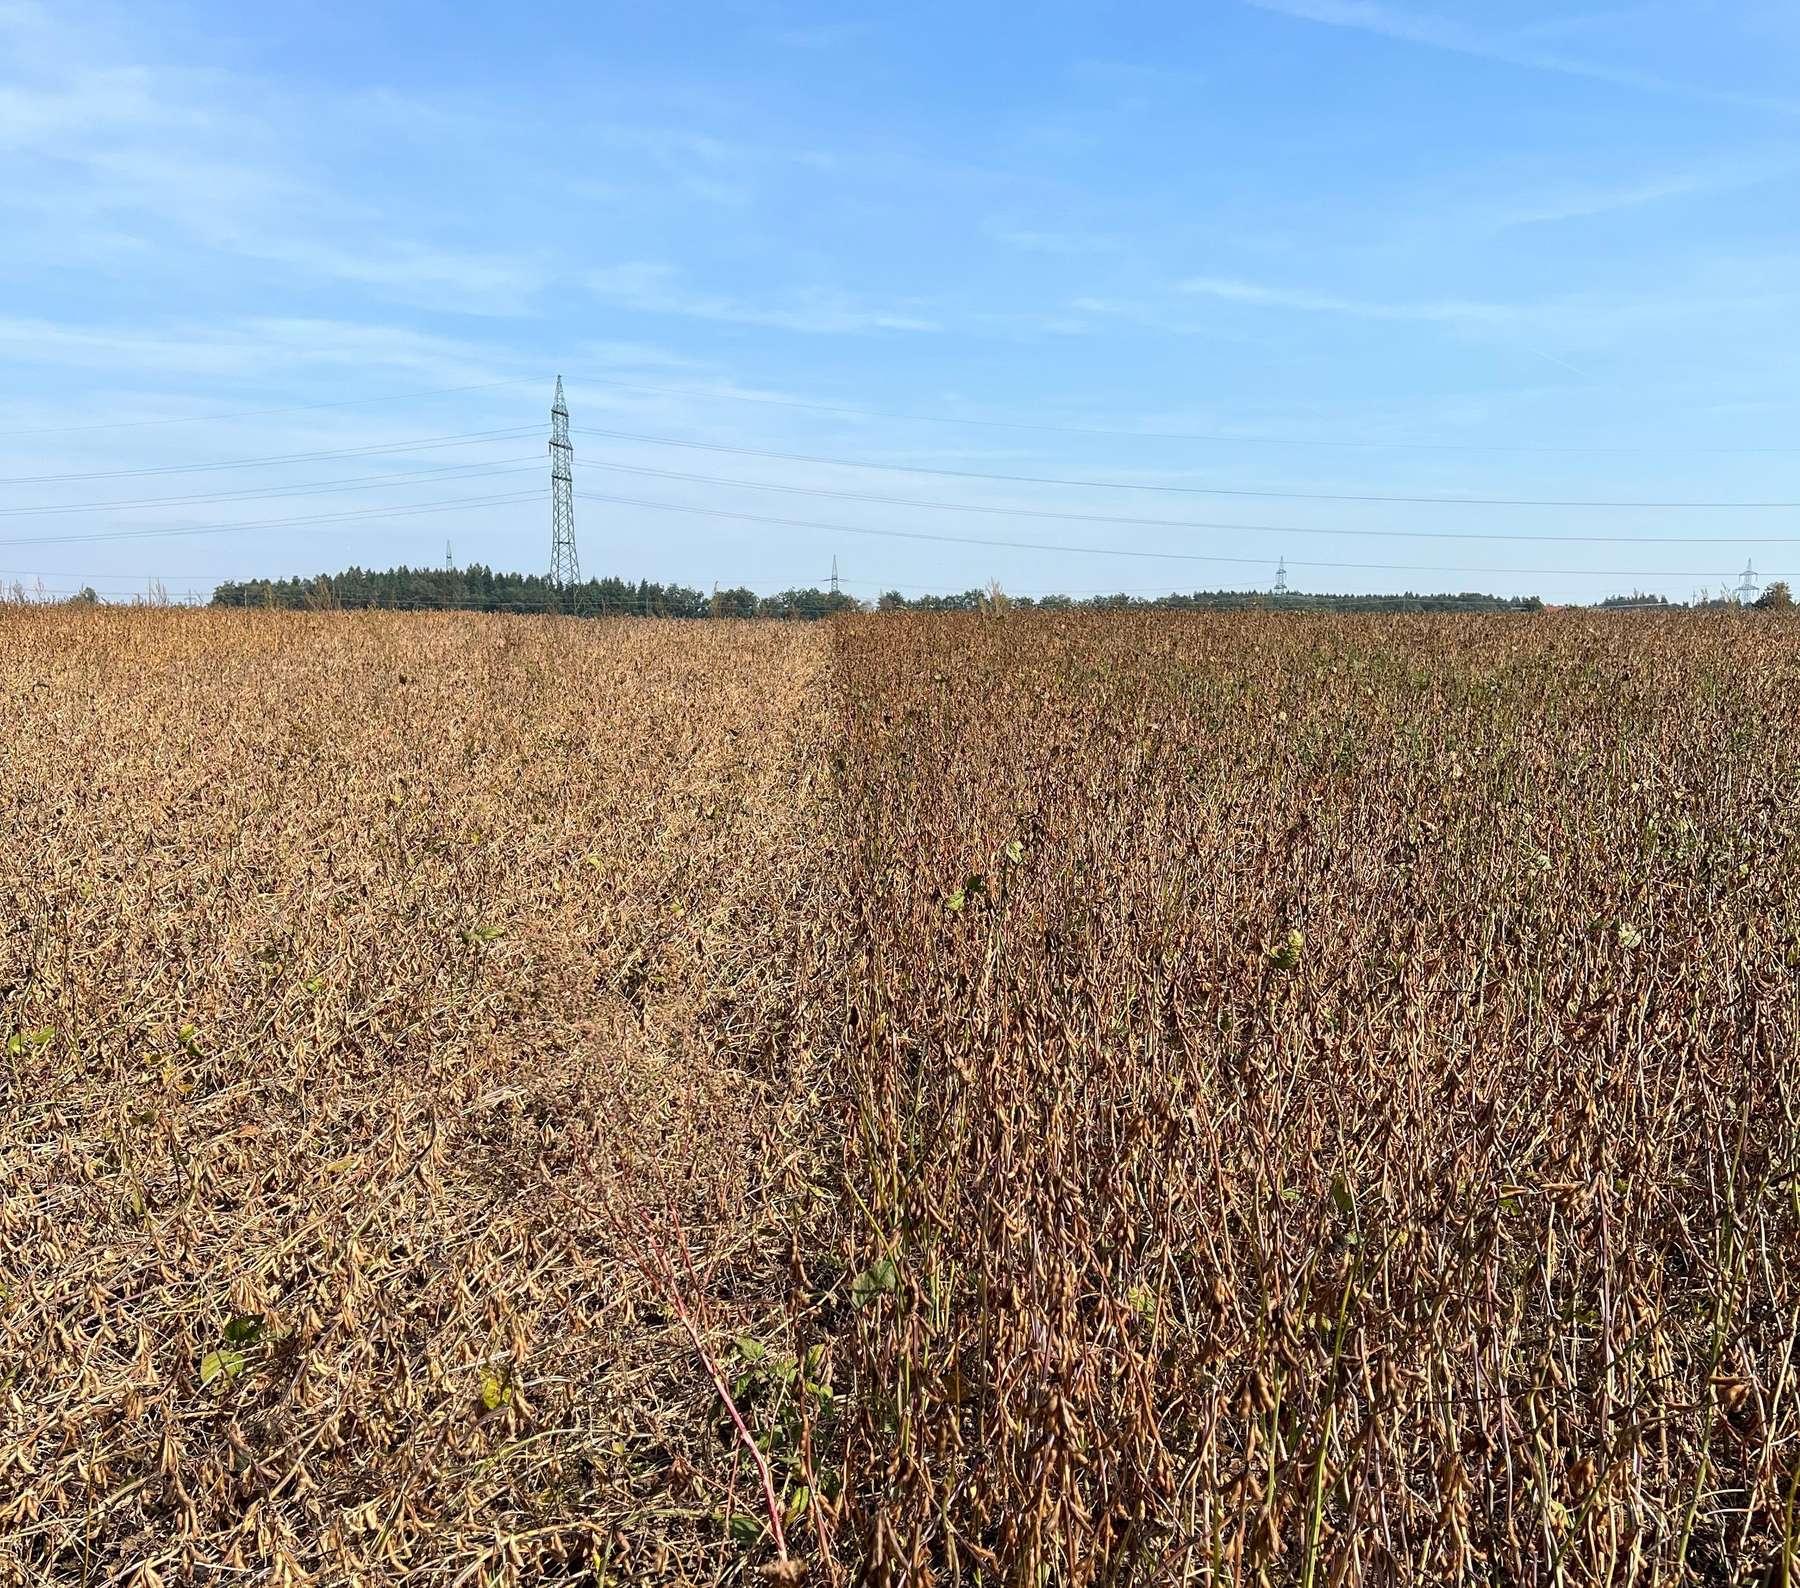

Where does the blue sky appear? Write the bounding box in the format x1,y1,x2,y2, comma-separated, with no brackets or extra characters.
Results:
3,0,1799,604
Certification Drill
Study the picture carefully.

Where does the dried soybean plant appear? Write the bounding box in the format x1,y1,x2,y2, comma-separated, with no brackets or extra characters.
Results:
6,601,1800,1586
819,609,1800,1585
0,606,833,1584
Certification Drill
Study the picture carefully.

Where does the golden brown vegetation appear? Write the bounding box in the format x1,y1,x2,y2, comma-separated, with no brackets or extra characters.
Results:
0,608,830,1583
3,605,1798,1585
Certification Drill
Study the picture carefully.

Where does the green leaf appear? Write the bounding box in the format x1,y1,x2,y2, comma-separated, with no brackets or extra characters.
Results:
851,1258,899,1307
1266,928,1305,971
479,1366,512,1411
733,1336,766,1364
200,1347,246,1387
1330,1174,1355,1218
461,923,506,946
726,1512,763,1547
222,1312,263,1345
1004,839,1025,865
943,890,966,913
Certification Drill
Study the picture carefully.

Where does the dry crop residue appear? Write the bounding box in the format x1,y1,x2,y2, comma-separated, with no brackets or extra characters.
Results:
6,604,1800,1586
0,607,829,1582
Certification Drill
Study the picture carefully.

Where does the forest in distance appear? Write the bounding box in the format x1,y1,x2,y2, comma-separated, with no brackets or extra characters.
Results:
205,563,1551,616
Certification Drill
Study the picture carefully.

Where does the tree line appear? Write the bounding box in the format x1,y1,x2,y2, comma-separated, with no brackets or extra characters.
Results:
883,588,1545,614
209,566,862,619
209,565,1548,617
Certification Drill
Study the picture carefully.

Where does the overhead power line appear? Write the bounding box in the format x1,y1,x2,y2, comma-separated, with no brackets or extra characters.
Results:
0,376,538,440
0,426,540,487
5,556,1768,604
572,486,1786,583
3,363,1784,457
579,457,1800,547
574,425,1800,510
0,458,543,517
0,489,546,549
570,374,1800,458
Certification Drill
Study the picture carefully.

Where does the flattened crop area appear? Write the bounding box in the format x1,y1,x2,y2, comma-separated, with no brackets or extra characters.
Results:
0,610,829,1582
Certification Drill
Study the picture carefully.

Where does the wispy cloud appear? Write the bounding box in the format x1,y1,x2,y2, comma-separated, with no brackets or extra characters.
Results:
1,41,550,315
227,239,548,317
773,21,874,50
1482,160,1796,230
1172,268,1800,383
983,218,1126,256
582,123,840,208
571,340,713,372
1179,275,1517,325
585,262,939,335
0,314,521,386
1241,0,1800,116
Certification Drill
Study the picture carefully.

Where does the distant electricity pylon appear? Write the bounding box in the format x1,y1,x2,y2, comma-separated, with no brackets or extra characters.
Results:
445,539,454,572
549,375,580,588
829,556,840,595
1272,556,1289,596
1735,559,1761,604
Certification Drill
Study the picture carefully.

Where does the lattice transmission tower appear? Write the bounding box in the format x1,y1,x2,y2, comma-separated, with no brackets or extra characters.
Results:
1735,560,1761,604
549,375,580,588
1272,556,1289,596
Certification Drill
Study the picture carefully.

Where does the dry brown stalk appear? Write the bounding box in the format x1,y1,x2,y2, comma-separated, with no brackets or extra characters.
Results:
6,603,1799,1584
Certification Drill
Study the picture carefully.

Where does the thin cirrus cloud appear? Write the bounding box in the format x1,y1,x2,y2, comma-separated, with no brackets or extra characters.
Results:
984,218,1127,257
773,21,876,50
585,263,941,335
1178,275,1518,326
1174,270,1798,339
0,314,522,387
1479,158,1797,230
220,237,549,318
3,56,547,317
1240,0,1800,117
1170,271,1800,384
